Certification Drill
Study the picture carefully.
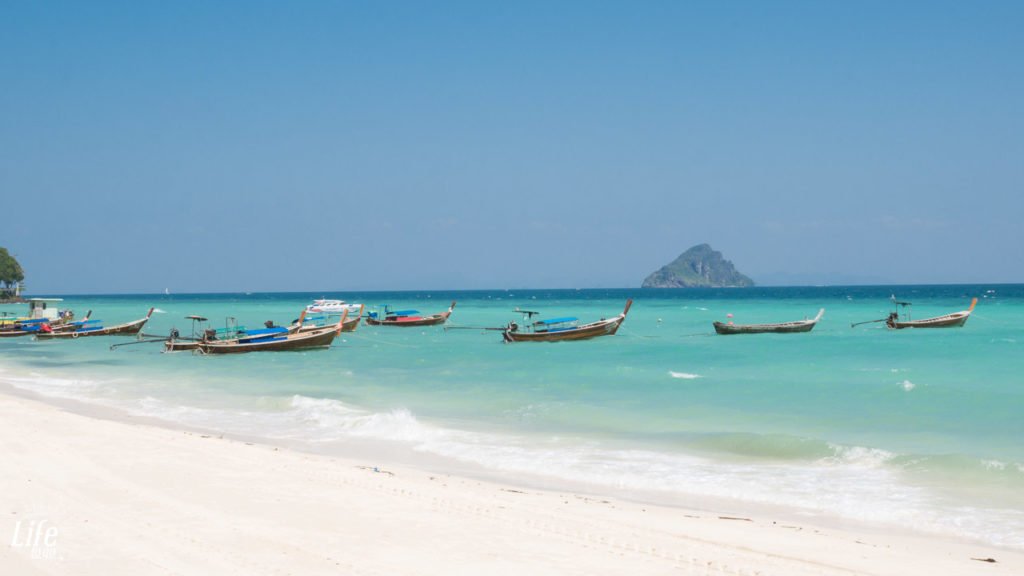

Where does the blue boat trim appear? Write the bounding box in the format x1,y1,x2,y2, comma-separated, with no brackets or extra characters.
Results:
535,317,578,325
239,327,289,337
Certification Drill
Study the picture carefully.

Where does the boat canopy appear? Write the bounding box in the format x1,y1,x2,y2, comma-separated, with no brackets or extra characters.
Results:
239,327,289,338
186,315,208,322
535,317,578,325
28,298,64,320
890,295,912,306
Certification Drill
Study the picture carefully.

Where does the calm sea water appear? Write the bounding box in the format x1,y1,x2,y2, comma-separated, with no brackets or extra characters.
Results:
2,285,1022,547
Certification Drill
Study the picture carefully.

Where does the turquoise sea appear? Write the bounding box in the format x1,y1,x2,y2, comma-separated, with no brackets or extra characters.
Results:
1,285,1022,547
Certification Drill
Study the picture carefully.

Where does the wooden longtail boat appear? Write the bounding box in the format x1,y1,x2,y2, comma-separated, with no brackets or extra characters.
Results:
502,300,632,343
162,314,299,352
35,308,154,339
713,309,825,335
365,302,455,327
196,310,346,354
0,300,82,337
886,298,977,329
294,305,364,333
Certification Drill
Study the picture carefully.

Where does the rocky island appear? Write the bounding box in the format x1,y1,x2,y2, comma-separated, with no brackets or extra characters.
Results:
642,244,754,288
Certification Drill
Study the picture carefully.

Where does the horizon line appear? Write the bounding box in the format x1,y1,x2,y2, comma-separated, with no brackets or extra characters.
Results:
6,281,1017,299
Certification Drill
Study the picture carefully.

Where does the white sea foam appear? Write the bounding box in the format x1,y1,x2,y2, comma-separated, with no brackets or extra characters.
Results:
4,372,109,399
824,444,896,468
669,371,702,380
901,379,916,391
286,396,438,443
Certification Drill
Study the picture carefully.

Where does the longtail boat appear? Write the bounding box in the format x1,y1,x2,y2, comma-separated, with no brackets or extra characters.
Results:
713,309,824,335
0,299,80,337
850,297,978,330
293,304,364,333
502,300,632,343
35,308,154,339
161,314,295,352
161,315,278,352
886,297,977,329
365,302,455,327
196,310,346,354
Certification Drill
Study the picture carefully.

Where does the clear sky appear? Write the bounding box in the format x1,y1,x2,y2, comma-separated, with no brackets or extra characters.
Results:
2,1,1021,293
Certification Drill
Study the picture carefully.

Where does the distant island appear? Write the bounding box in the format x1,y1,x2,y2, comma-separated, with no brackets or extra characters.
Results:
642,244,754,288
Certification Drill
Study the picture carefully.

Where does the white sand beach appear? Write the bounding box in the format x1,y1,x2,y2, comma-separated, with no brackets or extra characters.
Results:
1,390,1021,576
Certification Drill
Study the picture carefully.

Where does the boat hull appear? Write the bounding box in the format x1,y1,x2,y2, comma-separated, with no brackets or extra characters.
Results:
35,311,153,339
713,321,817,335
888,313,971,329
164,339,201,352
713,309,824,335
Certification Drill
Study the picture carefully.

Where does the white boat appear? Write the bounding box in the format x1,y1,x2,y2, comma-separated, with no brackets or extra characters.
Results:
305,299,362,314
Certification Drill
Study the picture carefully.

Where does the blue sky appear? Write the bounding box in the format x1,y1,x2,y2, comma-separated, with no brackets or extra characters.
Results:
2,1,1021,293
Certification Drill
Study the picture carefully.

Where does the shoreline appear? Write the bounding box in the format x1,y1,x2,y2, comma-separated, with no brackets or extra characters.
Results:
0,376,1007,546
2,386,1021,575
